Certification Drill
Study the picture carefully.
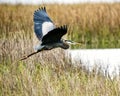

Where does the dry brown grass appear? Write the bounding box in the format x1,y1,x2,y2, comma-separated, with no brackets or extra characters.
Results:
0,4,120,96
0,3,120,48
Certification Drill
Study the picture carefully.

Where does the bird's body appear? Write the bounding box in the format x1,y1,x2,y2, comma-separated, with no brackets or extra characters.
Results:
20,7,79,60
34,26,69,52
33,7,69,52
36,41,69,51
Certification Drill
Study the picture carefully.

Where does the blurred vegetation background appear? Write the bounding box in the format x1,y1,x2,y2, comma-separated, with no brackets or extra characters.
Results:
0,4,120,96
0,4,120,49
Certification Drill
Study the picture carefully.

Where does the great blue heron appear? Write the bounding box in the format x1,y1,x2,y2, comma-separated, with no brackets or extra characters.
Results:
20,7,79,60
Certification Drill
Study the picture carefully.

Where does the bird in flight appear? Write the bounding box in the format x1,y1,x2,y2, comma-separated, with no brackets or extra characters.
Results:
20,7,80,60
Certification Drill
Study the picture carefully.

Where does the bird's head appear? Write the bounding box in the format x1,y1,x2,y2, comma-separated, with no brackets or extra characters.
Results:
61,39,81,49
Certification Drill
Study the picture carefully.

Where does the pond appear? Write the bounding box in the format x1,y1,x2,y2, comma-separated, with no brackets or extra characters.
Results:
66,49,120,79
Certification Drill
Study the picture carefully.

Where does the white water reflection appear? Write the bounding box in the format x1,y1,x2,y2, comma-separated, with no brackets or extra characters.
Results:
66,49,120,79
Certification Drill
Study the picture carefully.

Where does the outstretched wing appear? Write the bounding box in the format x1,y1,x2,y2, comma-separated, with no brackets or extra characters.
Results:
33,7,55,41
41,25,67,45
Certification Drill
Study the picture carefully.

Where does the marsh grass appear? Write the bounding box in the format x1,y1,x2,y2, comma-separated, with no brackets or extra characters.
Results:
0,4,120,48
0,4,120,96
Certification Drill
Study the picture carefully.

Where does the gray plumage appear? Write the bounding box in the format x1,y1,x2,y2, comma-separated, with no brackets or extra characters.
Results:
33,7,69,51
20,7,79,60
34,7,54,40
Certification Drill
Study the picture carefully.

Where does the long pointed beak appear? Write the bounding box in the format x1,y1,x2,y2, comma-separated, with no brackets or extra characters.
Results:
65,40,81,45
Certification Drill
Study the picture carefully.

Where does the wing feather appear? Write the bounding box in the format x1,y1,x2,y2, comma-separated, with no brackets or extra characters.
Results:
41,25,67,45
33,7,55,40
